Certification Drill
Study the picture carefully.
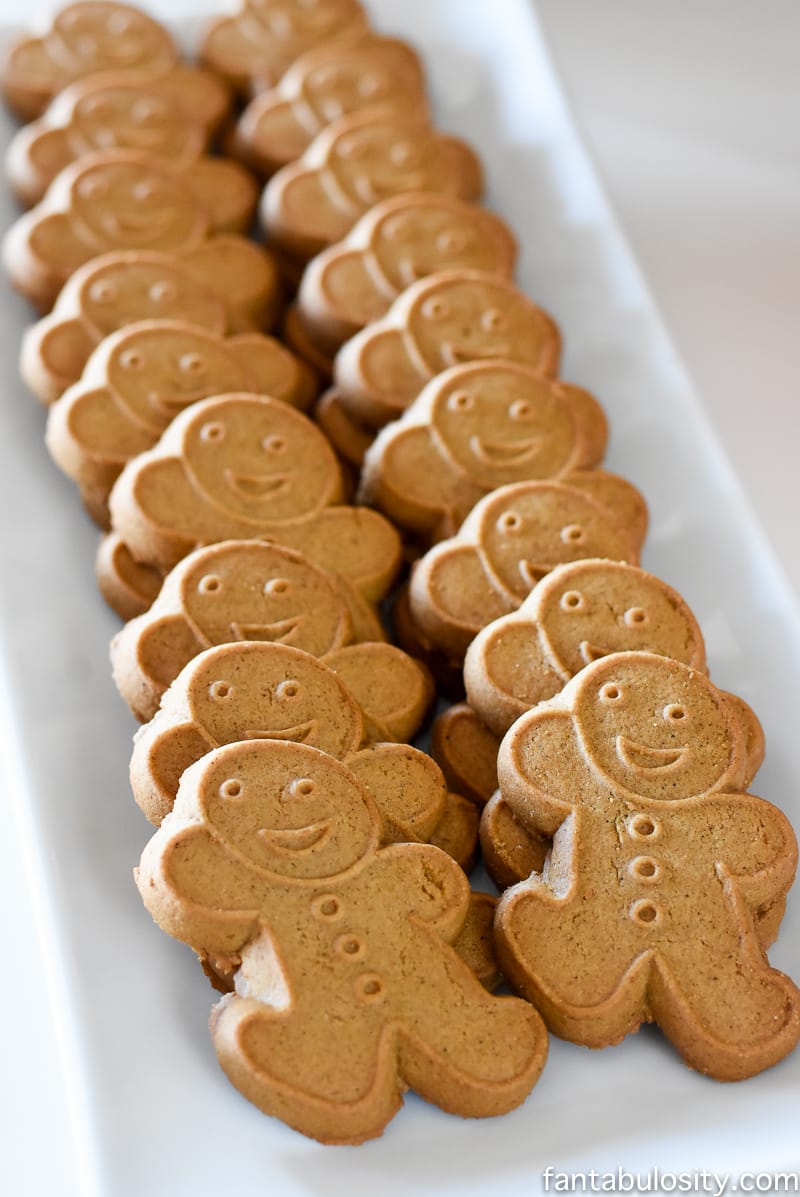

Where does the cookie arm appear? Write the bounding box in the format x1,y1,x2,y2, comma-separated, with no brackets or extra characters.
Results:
345,744,447,845
6,123,74,207
464,616,565,737
279,506,402,602
299,247,393,347
496,707,582,836
108,456,220,572
20,313,97,405
408,541,512,664
359,423,473,541
371,843,471,941
137,824,262,956
130,718,218,826
323,643,433,743
334,324,430,428
693,793,798,910
111,611,207,722
235,93,318,177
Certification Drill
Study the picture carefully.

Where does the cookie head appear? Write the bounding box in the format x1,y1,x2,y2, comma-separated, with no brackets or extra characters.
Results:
329,119,452,209
199,741,379,879
71,159,205,250
185,644,363,758
371,200,513,291
183,396,340,522
105,322,249,426
430,363,576,488
71,84,200,158
572,654,737,801
180,543,350,656
300,43,421,125
535,560,706,678
407,275,549,374
78,258,225,339
52,3,175,73
478,483,636,598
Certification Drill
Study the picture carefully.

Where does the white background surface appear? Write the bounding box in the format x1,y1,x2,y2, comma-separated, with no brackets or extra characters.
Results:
1,2,798,1194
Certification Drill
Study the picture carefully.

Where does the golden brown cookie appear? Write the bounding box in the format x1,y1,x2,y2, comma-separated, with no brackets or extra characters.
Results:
294,193,517,366
108,393,403,603
21,238,284,405
331,270,561,445
6,70,232,207
233,36,428,178
111,538,388,722
46,319,316,525
261,113,483,265
96,529,163,621
407,478,647,666
137,739,548,1142
493,652,800,1079
129,641,436,832
2,2,179,120
360,360,608,544
199,0,370,97
3,150,259,311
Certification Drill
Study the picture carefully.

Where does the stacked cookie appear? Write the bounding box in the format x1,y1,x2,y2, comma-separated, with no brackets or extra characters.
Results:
3,0,798,1148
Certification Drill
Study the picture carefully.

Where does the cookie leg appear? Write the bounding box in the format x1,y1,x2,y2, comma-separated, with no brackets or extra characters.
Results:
651,893,800,1080
395,941,548,1118
495,879,652,1047
211,994,402,1144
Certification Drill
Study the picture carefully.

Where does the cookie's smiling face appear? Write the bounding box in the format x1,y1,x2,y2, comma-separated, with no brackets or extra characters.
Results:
53,4,174,72
79,260,225,338
181,543,349,656
106,324,248,427
201,741,378,879
479,484,634,598
330,120,446,209
407,277,545,375
186,644,362,758
536,561,705,678
71,86,198,158
372,202,510,293
572,655,735,801
182,397,338,522
430,364,575,488
72,161,205,251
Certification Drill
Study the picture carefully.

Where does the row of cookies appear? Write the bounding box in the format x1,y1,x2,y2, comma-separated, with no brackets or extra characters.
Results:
2,0,555,1143
5,0,799,1140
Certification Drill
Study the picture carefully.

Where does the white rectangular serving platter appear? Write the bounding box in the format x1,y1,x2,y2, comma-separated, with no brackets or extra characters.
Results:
1,2,799,1193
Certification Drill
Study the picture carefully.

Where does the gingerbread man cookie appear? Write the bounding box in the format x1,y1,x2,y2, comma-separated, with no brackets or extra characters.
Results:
3,150,259,311
2,2,179,120
290,194,517,375
108,395,402,605
199,0,370,96
137,740,547,1142
406,477,648,666
261,113,483,265
46,319,316,525
493,652,800,1079
233,36,428,179
360,361,608,544
7,70,231,207
110,539,392,720
327,271,561,462
21,239,284,406
129,641,449,843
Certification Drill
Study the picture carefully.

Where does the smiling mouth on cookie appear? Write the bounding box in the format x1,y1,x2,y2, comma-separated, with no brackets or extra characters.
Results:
616,735,687,771
103,210,175,239
354,173,428,205
469,435,542,466
243,721,318,744
440,341,511,367
229,617,304,643
257,819,332,855
223,470,290,501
